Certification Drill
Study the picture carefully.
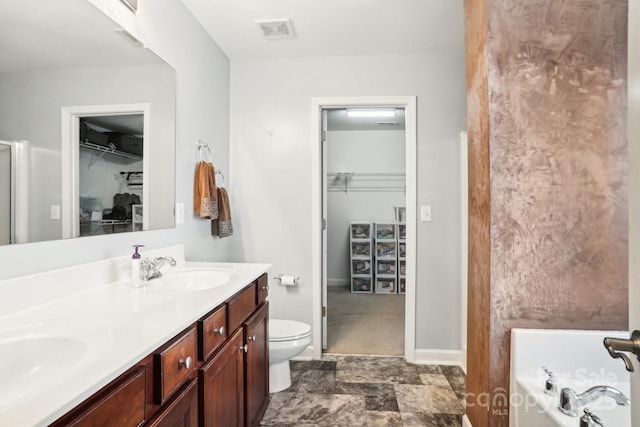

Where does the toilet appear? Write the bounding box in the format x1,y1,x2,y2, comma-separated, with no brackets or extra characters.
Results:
269,318,312,393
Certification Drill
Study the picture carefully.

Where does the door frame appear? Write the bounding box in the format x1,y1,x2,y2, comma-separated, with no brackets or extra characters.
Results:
0,140,28,244
61,103,150,238
310,96,417,361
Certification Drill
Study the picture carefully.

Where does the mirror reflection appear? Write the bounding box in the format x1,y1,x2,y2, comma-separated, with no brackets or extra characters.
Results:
0,0,176,245
79,114,144,236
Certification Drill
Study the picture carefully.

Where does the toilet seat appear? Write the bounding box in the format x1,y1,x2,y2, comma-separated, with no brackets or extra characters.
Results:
269,319,311,342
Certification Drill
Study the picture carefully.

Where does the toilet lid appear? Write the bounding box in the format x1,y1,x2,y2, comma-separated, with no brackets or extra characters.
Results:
269,319,311,342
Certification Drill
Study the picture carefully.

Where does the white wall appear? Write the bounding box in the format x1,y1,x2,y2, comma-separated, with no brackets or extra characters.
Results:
326,129,405,284
229,53,467,351
0,0,231,280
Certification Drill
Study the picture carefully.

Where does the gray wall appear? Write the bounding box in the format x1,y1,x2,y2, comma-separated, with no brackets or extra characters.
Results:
229,53,467,351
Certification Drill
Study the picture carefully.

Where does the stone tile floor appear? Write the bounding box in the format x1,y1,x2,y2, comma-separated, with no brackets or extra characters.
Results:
260,355,466,427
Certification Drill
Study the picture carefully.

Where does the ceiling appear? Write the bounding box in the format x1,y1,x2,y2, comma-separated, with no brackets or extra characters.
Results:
180,0,465,59
0,0,163,73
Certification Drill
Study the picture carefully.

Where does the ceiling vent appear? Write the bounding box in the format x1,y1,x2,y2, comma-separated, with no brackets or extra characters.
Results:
255,19,295,39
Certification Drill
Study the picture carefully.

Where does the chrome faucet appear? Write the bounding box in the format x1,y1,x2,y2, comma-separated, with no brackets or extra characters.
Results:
141,256,177,281
580,408,604,427
558,385,630,417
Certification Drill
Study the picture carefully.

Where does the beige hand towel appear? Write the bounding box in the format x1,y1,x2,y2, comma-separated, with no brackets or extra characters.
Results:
211,187,232,237
193,161,218,219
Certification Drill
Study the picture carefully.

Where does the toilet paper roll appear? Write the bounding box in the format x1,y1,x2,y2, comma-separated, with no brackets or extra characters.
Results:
280,275,298,286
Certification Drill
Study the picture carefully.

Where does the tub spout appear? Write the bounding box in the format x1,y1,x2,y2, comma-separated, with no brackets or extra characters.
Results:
559,385,630,417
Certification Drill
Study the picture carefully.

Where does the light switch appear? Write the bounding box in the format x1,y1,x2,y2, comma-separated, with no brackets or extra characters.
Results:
176,202,185,224
50,205,60,220
420,205,432,222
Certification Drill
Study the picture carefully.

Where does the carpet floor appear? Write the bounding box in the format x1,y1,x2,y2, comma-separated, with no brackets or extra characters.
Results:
326,285,405,356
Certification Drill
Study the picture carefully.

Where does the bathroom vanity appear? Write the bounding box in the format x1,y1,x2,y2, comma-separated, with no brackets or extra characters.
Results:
0,246,270,427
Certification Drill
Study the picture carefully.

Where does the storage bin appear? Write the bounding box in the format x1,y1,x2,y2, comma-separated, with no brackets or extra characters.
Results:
352,277,373,293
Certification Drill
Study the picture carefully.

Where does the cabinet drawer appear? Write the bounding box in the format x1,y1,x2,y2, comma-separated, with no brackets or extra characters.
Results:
198,304,228,361
67,366,146,427
256,274,269,305
154,326,197,405
228,284,257,333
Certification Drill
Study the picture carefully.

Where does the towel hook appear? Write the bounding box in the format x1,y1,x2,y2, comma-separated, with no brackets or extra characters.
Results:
197,140,212,162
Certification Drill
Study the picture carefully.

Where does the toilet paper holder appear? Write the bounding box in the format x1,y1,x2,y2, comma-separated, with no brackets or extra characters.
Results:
274,273,300,285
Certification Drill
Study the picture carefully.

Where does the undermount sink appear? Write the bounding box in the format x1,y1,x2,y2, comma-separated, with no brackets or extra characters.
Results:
0,324,112,409
152,268,238,292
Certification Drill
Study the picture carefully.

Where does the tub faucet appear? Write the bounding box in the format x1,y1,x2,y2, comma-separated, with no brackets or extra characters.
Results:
580,408,604,427
141,256,177,281
603,330,640,372
558,385,630,417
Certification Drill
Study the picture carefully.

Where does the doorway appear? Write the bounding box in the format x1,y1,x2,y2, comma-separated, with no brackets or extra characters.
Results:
61,103,149,239
311,96,417,361
0,140,28,245
324,107,407,355
0,143,11,244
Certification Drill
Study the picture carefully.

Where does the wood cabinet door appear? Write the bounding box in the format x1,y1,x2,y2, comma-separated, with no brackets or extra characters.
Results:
146,379,198,427
199,327,245,427
244,302,269,427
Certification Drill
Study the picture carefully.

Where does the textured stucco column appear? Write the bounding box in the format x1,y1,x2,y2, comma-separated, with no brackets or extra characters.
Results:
464,1,629,426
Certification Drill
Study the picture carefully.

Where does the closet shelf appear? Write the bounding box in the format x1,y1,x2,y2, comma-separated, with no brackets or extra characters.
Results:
80,141,142,167
327,172,405,193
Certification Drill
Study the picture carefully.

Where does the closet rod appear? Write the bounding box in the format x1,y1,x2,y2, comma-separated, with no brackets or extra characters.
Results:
327,172,405,177
327,187,405,193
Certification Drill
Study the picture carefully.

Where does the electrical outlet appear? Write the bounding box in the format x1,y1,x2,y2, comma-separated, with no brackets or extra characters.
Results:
50,205,60,220
420,205,432,222
176,202,184,224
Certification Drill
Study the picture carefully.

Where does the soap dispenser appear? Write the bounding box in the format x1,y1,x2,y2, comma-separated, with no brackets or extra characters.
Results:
131,244,145,288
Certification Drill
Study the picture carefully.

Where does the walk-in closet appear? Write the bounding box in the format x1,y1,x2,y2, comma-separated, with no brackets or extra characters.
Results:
325,107,406,355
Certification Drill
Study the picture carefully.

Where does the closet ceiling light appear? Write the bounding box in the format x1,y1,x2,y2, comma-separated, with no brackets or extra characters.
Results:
346,109,396,118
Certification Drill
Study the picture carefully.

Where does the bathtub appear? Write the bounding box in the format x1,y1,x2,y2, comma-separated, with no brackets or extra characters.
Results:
509,329,631,427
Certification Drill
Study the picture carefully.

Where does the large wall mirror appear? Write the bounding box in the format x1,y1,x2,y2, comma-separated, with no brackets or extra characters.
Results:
0,0,176,245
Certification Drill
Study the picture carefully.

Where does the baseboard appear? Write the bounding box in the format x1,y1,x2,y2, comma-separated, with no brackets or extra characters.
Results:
462,415,472,427
295,346,466,371
327,279,349,287
413,349,465,370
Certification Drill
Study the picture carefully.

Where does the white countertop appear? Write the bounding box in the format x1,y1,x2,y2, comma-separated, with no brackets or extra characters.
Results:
0,260,270,427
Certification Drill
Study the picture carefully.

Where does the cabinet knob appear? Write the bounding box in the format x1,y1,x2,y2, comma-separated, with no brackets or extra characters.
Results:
241,344,248,353
213,326,225,336
178,356,193,370
261,285,269,291
248,335,256,342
